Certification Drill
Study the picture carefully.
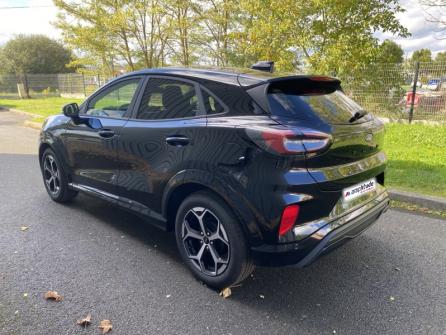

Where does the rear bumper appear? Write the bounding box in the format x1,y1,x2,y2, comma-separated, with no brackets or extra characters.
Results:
251,191,390,267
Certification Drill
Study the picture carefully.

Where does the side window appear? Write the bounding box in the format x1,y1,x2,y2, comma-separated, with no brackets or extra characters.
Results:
201,89,226,115
86,79,141,118
136,78,199,120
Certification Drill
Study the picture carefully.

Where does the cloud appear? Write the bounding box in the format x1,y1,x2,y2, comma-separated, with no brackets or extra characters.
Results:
377,0,446,57
0,0,59,45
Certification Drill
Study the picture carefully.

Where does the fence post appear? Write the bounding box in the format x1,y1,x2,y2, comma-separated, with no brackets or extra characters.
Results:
82,73,87,97
24,73,30,98
409,61,420,124
16,73,30,99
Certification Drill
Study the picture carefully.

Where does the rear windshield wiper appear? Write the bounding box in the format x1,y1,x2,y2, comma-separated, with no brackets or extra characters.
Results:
349,111,367,123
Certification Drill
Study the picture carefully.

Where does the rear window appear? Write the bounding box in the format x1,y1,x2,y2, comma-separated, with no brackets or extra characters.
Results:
267,79,368,124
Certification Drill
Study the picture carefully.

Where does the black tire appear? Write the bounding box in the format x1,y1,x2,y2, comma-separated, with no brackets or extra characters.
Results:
175,191,255,289
40,148,78,203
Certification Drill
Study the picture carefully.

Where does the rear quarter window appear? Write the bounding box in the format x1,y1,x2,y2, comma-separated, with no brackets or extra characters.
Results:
201,88,227,115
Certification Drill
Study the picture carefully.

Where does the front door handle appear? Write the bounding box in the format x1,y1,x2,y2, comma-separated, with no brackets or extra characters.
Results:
98,129,115,138
165,136,190,147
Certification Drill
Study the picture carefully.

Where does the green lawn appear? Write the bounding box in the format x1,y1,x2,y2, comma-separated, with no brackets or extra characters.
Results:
384,123,446,197
0,97,84,122
0,97,445,198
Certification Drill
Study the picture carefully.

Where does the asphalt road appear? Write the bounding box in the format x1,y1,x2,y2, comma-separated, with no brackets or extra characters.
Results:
0,110,445,335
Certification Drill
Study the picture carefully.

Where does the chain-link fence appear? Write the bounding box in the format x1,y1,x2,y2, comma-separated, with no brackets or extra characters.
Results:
0,73,112,99
1,61,446,122
344,61,446,123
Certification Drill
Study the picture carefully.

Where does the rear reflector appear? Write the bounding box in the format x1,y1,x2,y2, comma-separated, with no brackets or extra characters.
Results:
279,204,300,236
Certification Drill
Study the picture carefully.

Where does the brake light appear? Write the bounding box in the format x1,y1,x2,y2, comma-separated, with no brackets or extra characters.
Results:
246,126,331,155
279,204,300,236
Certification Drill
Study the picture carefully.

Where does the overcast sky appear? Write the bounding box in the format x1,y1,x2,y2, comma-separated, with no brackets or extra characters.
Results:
0,0,445,58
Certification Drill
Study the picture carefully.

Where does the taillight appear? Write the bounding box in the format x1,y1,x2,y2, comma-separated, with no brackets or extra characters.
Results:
279,204,300,236
246,126,331,155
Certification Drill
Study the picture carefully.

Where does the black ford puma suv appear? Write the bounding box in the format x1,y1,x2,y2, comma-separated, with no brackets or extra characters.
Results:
39,66,389,289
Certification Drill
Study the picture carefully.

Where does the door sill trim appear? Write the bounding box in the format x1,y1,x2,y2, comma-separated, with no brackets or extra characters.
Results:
68,182,167,226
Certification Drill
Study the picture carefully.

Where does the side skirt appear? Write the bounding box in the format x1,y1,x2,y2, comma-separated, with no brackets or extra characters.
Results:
68,183,167,230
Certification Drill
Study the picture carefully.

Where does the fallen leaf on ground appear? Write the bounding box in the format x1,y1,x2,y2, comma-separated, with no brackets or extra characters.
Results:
44,291,63,301
20,226,28,232
76,314,91,327
99,319,113,334
219,287,232,299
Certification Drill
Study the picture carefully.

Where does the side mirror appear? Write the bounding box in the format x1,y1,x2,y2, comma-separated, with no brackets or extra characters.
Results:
63,103,80,118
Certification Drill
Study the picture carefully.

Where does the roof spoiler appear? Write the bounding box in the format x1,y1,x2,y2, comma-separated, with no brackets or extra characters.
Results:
268,76,341,95
251,61,274,73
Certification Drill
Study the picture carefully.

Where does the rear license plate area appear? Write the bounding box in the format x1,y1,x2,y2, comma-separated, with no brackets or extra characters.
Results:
343,178,376,202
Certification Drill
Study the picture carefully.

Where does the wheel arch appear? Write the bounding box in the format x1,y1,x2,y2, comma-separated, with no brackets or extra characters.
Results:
38,142,52,166
162,170,263,246
38,140,72,183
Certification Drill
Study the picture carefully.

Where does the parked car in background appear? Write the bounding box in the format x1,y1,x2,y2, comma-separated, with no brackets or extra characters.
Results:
38,65,389,288
426,78,446,91
401,89,446,116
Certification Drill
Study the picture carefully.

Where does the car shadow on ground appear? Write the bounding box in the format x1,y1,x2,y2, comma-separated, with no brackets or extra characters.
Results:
68,193,181,263
68,194,419,317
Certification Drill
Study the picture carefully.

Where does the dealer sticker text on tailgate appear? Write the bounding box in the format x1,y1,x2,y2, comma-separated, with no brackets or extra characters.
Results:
343,179,376,202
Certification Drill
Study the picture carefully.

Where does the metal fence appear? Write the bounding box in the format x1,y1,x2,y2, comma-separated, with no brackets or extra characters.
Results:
0,73,112,99
344,61,446,123
1,61,446,122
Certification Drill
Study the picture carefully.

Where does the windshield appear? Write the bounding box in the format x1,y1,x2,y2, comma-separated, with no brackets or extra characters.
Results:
268,88,369,124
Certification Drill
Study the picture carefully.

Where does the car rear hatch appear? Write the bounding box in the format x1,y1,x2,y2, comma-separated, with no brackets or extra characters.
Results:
248,76,386,192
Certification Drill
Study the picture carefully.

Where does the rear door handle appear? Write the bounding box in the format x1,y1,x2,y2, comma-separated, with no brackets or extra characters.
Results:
98,129,115,138
165,136,190,147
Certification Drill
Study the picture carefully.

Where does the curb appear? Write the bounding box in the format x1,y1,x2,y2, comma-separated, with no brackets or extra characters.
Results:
23,120,43,130
389,189,446,211
0,106,43,130
0,106,41,118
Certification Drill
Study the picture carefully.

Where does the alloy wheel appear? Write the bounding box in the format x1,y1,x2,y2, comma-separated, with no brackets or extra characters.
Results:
181,207,230,276
43,155,60,195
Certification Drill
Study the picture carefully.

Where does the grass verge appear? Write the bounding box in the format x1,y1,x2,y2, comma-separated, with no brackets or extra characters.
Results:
390,200,446,220
0,96,83,122
384,123,446,198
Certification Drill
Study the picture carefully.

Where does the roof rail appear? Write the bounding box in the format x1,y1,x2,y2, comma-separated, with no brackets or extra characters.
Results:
251,61,274,73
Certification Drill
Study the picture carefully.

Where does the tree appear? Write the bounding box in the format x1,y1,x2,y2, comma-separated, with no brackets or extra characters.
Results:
0,34,73,74
420,0,446,38
54,0,409,77
435,51,446,63
164,0,198,65
376,40,404,63
54,0,185,73
55,0,136,74
127,0,171,68
230,0,409,75
192,0,238,66
411,49,432,63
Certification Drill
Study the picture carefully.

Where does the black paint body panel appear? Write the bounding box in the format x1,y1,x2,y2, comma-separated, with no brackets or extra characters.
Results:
39,67,389,266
